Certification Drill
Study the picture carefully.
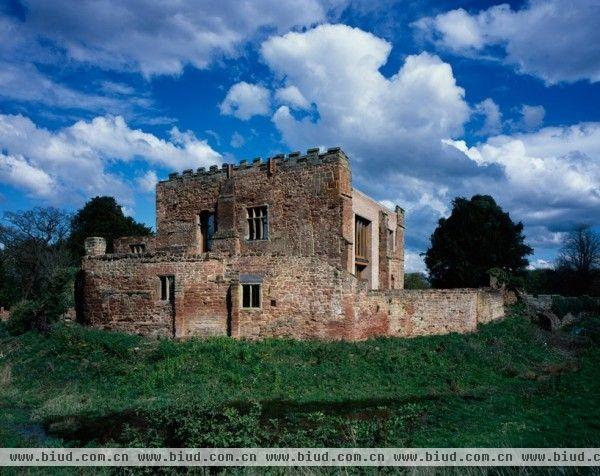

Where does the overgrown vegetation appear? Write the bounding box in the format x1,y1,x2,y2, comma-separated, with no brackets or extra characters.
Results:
0,197,151,336
2,306,599,449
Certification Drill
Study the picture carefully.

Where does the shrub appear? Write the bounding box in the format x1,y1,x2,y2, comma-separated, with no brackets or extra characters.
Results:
6,300,39,336
6,266,79,336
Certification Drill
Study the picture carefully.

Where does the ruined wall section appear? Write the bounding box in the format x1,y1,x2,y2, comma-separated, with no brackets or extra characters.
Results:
82,250,503,341
113,236,156,254
353,288,504,340
226,255,361,340
156,170,224,252
80,253,230,338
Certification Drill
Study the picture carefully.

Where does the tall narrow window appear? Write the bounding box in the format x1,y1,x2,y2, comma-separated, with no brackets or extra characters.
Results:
241,284,261,308
130,243,146,254
159,275,175,302
355,216,370,261
355,215,370,279
387,229,395,254
246,206,268,240
199,211,216,252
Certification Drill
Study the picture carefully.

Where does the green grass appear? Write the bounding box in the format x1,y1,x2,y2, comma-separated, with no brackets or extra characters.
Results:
1,304,599,449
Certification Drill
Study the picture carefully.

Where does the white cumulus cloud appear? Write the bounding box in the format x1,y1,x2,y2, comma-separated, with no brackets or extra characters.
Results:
445,122,600,228
519,105,545,131
275,85,311,110
220,82,271,120
8,0,347,76
258,23,600,265
413,0,600,84
474,98,502,135
136,170,159,193
262,24,471,176
0,114,222,204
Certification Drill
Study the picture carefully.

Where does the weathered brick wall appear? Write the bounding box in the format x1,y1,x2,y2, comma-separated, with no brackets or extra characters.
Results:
81,252,504,340
155,149,352,269
226,255,360,340
80,254,229,338
113,236,156,254
353,288,504,340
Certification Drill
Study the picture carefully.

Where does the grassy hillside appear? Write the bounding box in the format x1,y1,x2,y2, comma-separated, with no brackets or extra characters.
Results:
1,304,599,448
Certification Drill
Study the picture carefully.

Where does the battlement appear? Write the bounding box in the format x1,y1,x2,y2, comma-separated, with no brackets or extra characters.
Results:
162,147,347,183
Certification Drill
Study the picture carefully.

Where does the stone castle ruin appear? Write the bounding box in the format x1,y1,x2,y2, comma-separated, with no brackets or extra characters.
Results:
79,147,504,340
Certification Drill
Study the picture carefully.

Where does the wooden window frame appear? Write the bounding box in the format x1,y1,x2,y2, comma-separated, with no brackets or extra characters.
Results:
241,283,261,309
355,215,370,265
246,205,269,241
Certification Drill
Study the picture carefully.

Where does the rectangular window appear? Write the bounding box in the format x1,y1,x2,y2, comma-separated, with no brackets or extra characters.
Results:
241,283,261,309
355,215,370,263
159,275,175,302
199,211,216,252
130,243,146,254
246,206,268,241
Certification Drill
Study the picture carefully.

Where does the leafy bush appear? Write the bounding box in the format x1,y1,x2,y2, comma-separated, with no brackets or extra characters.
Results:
5,267,77,336
5,300,39,335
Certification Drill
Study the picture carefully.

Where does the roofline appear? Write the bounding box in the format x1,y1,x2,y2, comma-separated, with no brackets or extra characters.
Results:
352,188,399,215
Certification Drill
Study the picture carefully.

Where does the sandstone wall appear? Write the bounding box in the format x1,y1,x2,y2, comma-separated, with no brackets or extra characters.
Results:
81,253,504,341
353,288,505,340
81,254,229,338
155,149,352,268
113,236,156,254
226,255,360,340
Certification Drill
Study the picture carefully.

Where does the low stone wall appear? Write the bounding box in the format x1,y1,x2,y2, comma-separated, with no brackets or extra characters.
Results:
353,288,504,340
80,253,505,340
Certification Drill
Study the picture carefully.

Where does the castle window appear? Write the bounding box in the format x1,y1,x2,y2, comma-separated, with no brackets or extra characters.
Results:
199,211,216,252
159,275,175,302
355,215,371,279
130,243,146,254
241,283,261,309
246,206,268,240
355,216,370,262
387,229,395,254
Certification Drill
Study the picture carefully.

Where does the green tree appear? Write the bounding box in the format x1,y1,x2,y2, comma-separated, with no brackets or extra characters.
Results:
404,273,431,289
556,225,600,295
424,195,532,288
68,196,152,256
0,207,76,332
0,207,73,304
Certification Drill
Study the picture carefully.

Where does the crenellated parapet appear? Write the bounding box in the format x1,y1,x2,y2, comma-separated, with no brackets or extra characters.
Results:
161,147,348,184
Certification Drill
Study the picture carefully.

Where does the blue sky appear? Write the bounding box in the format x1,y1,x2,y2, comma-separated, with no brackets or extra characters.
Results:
0,0,599,271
